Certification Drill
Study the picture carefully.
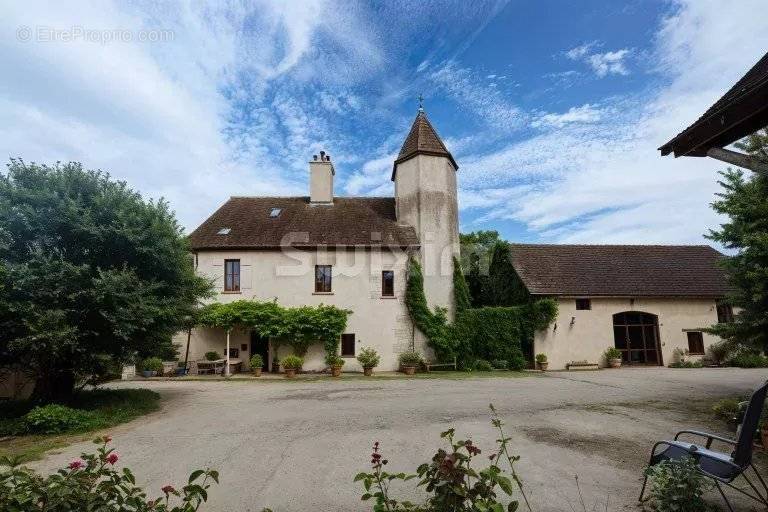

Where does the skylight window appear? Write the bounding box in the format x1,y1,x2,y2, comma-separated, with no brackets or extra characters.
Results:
217,228,231,235
269,208,282,218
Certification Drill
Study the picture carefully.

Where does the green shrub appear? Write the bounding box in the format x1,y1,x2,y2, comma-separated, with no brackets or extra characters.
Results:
398,351,423,367
645,457,716,511
727,351,768,368
204,351,221,361
535,353,547,363
604,347,621,360
708,341,730,365
491,359,508,370
22,404,96,434
356,347,380,369
474,359,493,372
669,360,703,368
0,436,219,510
141,357,163,372
280,355,303,370
712,398,742,422
326,354,345,367
249,354,264,368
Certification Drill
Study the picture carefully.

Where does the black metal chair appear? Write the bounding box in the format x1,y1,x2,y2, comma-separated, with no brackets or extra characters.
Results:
640,380,768,511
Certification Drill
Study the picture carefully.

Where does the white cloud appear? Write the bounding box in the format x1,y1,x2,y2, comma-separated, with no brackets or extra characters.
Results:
460,0,768,244
566,42,631,77
531,103,603,128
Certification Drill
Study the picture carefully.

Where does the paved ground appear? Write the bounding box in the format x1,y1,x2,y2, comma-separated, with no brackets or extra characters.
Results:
33,368,768,511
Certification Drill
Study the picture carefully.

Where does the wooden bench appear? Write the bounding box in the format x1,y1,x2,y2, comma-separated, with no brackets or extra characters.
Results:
565,361,600,371
425,358,457,372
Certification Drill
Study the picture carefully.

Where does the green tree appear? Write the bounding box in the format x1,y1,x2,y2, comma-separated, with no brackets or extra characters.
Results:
0,160,211,401
707,129,768,352
459,230,500,306
486,241,529,306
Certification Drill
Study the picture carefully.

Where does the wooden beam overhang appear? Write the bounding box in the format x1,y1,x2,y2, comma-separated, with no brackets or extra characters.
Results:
706,147,768,176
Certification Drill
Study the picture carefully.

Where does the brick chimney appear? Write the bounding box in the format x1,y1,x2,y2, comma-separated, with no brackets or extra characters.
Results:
309,150,334,204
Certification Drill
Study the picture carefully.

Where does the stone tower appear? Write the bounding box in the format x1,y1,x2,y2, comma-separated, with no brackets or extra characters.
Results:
392,109,460,318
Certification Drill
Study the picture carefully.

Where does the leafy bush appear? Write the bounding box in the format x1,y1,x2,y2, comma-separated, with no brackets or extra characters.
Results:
491,359,508,370
707,340,730,365
0,436,219,511
204,351,221,362
280,355,303,370
668,360,703,368
398,351,423,367
474,359,493,372
22,404,96,434
356,347,380,369
712,398,742,423
727,351,768,368
326,354,345,367
249,354,264,368
142,357,164,372
354,404,529,511
604,347,621,360
645,457,716,511
535,353,547,363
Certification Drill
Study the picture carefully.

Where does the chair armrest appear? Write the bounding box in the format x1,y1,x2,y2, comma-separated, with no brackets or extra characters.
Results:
674,430,736,448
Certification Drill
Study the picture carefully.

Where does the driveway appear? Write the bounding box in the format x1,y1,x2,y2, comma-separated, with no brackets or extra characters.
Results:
33,369,768,511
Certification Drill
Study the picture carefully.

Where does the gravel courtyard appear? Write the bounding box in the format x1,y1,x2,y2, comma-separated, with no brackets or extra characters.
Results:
33,369,768,511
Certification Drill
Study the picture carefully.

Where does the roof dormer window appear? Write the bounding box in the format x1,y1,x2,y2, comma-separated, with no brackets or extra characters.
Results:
217,228,231,235
269,208,282,218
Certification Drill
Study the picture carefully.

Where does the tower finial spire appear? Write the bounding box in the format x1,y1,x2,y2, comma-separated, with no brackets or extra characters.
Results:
417,93,424,113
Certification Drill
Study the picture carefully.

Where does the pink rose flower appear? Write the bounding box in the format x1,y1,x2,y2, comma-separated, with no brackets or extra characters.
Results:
68,459,84,470
106,452,119,465
161,485,176,495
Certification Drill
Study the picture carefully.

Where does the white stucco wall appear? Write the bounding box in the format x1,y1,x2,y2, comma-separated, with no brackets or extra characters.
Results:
175,248,432,372
534,297,724,370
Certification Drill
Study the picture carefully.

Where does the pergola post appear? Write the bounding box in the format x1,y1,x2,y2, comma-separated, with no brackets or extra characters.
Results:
225,328,231,377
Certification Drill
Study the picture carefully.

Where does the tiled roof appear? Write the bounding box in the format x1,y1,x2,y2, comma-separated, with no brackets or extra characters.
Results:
189,197,419,250
509,244,733,298
392,111,457,179
660,51,768,157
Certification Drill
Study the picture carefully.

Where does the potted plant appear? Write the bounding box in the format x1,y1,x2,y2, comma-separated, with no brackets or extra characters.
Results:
535,353,548,371
204,351,221,361
327,354,345,377
175,361,187,376
604,347,623,368
398,351,422,376
280,355,303,378
141,357,163,378
357,347,380,376
249,354,264,377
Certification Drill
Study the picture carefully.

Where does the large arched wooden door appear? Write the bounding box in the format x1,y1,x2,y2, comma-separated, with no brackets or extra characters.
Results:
612,312,662,365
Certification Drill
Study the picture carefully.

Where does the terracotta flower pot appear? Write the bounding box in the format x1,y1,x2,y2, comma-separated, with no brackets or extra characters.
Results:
609,358,622,369
363,367,373,377
331,365,343,377
252,368,262,377
402,366,416,376
284,368,297,378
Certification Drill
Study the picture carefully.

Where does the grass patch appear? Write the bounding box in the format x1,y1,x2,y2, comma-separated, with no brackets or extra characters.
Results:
0,388,160,461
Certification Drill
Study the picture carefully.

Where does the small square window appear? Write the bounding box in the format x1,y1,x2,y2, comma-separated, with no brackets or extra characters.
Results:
575,298,591,310
269,208,282,218
341,333,355,357
717,303,734,324
687,331,705,355
382,270,394,297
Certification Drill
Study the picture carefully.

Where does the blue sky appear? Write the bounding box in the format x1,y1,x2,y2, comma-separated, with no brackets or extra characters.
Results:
2,1,767,244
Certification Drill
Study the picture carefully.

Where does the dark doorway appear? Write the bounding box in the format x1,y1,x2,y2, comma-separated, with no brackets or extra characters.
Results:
250,332,269,371
612,312,662,366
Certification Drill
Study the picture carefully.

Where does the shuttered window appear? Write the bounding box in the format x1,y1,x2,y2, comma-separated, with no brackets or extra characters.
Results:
224,259,240,292
687,331,705,355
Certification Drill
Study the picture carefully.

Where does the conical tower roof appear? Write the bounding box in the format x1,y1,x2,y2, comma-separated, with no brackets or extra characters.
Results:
392,110,458,180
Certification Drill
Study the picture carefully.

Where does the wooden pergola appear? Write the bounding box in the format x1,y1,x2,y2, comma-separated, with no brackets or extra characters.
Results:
659,51,768,175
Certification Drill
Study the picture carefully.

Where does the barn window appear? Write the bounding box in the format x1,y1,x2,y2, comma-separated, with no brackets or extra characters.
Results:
575,298,591,310
687,331,705,355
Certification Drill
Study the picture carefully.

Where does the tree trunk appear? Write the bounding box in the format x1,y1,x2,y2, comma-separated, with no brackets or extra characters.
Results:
31,370,77,403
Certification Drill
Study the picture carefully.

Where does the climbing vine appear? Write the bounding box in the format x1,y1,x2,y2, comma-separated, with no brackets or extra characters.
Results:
405,256,557,368
198,300,351,359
